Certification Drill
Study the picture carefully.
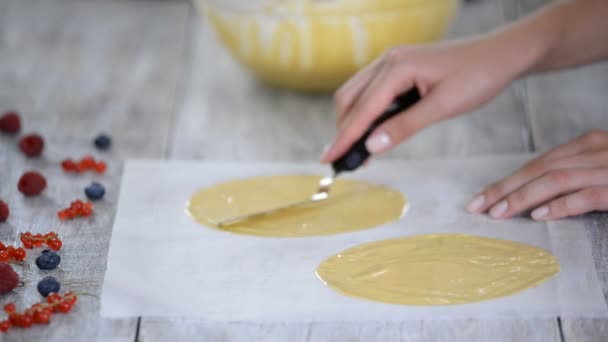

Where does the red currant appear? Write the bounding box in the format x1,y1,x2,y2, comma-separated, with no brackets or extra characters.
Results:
94,161,107,174
32,310,51,324
61,159,77,172
47,293,62,304
10,248,26,262
0,250,10,262
3,303,15,314
47,238,62,251
0,320,10,332
55,302,71,313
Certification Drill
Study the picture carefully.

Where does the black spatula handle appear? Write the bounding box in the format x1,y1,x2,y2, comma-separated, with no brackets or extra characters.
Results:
331,88,421,174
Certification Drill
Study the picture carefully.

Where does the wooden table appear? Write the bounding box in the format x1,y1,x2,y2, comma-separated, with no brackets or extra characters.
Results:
0,0,607,341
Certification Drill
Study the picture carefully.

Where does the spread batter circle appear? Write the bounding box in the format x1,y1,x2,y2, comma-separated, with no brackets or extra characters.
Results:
316,233,560,305
187,174,407,237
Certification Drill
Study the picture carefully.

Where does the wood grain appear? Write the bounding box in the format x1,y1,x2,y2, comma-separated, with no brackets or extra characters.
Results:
0,0,189,341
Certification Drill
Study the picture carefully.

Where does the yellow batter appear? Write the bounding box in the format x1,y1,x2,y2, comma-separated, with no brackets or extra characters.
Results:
187,174,407,237
317,233,559,305
201,0,458,92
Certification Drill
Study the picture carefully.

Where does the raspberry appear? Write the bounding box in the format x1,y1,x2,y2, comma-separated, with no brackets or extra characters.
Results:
0,200,8,222
18,171,47,196
0,262,19,294
18,134,44,157
0,111,21,133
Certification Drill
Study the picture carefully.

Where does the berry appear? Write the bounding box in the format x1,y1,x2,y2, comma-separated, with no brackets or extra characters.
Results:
0,200,8,222
18,171,47,196
10,248,26,262
16,314,32,328
58,200,93,220
46,293,62,304
94,134,111,150
37,277,60,297
94,161,107,174
20,231,62,251
32,310,51,324
47,239,62,251
81,155,95,169
3,303,15,313
35,250,61,270
19,134,44,157
0,320,10,332
55,302,71,313
61,159,77,172
0,111,20,133
0,251,9,262
85,182,105,201
0,262,19,294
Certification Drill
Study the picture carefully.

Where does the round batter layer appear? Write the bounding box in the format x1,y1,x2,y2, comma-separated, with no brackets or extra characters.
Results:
316,233,559,305
187,174,407,237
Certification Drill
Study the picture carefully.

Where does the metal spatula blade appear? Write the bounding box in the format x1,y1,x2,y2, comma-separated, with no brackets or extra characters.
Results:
216,174,335,227
216,88,421,228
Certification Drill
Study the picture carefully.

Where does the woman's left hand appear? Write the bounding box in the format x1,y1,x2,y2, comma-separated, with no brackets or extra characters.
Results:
467,130,608,221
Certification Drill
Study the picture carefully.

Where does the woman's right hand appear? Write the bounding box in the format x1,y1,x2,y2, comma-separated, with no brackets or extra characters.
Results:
321,34,538,163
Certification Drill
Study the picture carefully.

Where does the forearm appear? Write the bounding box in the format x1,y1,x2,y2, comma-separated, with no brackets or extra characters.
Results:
490,0,608,76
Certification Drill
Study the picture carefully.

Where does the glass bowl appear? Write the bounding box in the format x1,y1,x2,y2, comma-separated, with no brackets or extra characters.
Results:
196,0,459,93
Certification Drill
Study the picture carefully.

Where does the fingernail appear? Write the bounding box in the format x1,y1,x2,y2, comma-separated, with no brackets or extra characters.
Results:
490,200,508,218
531,206,549,220
466,195,485,213
320,143,332,161
366,132,392,153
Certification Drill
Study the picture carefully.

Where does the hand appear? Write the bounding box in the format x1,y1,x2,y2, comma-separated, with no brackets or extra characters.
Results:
467,130,608,221
321,35,534,163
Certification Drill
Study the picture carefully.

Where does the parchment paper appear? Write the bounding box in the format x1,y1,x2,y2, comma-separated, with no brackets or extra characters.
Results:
101,156,608,321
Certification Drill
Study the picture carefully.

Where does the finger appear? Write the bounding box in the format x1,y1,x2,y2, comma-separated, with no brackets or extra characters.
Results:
530,185,608,221
364,82,457,154
321,57,415,163
485,168,608,219
335,57,385,126
537,130,608,162
467,150,608,214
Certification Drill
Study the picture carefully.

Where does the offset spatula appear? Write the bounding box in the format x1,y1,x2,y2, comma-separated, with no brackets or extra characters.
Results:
217,88,421,227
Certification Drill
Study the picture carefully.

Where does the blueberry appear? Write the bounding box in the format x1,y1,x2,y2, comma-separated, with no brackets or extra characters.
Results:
94,134,111,150
36,250,61,270
37,276,60,297
85,182,105,200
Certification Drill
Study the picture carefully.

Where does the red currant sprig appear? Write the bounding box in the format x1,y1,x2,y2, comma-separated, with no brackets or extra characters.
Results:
0,292,78,332
19,232,62,251
61,155,106,174
57,200,93,220
0,242,26,263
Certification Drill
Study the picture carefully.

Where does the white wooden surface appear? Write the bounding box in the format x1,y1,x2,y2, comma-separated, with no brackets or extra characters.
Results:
0,0,606,341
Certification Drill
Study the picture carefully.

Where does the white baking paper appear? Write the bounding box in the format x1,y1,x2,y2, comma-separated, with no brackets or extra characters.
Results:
101,156,608,321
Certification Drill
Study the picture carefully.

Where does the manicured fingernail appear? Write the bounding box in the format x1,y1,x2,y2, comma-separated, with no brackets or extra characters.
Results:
532,206,549,220
467,194,486,213
366,132,391,153
490,200,508,218
320,143,332,161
